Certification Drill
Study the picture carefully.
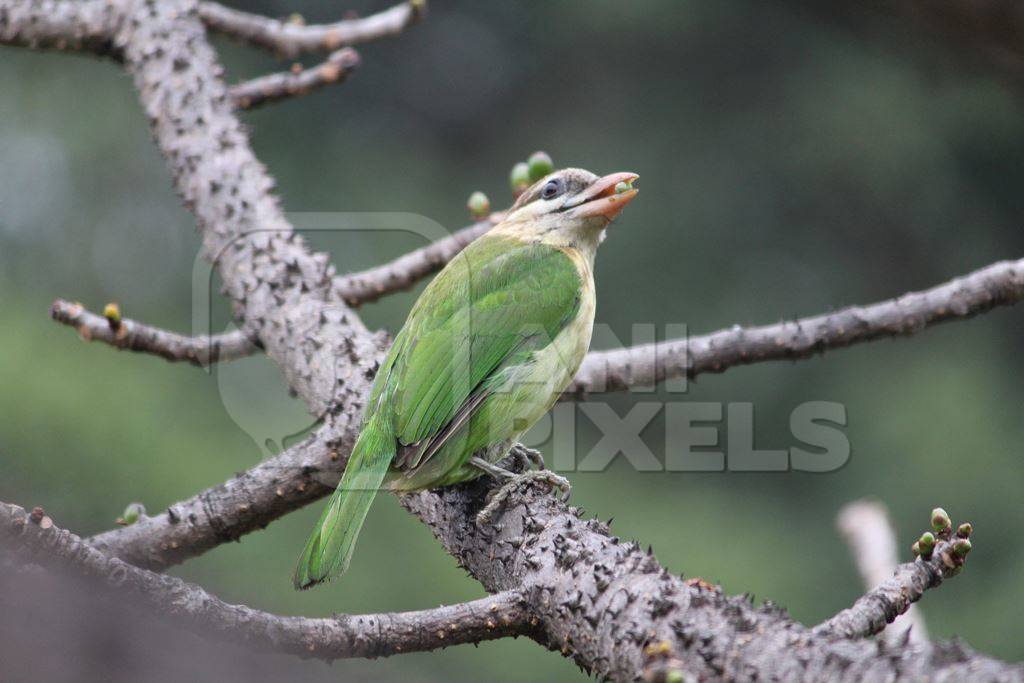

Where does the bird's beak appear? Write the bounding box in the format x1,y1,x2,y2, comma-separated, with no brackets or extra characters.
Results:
566,171,639,220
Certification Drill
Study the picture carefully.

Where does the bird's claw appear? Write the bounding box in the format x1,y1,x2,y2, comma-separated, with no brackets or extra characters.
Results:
496,445,546,474
510,444,546,472
476,469,571,526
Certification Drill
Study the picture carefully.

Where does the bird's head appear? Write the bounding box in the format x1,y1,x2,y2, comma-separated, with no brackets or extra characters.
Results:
496,168,639,253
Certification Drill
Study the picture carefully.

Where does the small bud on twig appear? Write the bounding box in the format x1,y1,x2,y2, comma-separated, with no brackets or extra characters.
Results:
509,162,530,197
103,302,122,330
917,531,935,559
957,522,973,539
527,150,553,182
466,191,490,218
931,507,952,536
952,538,972,558
117,502,147,526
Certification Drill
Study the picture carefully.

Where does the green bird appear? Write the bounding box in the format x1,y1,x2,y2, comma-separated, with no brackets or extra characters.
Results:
293,168,639,590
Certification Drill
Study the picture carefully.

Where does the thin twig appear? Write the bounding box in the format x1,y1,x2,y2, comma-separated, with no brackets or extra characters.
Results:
816,508,971,640
230,48,360,110
199,0,424,59
566,258,1024,397
50,299,257,367
837,500,929,644
336,219,494,306
0,501,531,660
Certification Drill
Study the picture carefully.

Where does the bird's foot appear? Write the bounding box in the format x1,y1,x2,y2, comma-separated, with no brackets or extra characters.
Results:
471,456,571,525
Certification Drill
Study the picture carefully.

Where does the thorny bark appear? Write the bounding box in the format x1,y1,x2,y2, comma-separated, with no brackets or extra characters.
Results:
3,0,1024,680
400,478,1013,681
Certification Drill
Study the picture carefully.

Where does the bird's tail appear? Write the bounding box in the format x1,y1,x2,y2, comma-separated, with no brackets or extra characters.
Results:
292,413,395,590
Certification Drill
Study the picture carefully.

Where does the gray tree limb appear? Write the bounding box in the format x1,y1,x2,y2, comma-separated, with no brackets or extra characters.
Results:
198,0,424,59
837,500,928,645
51,299,258,367
87,430,339,569
230,47,360,110
817,509,971,641
1,501,532,660
567,258,1024,397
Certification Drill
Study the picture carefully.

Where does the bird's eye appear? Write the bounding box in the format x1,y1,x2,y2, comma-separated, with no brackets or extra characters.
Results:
540,178,564,200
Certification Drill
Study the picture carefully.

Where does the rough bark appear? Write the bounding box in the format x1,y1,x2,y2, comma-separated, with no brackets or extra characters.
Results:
401,482,1015,681
0,0,122,57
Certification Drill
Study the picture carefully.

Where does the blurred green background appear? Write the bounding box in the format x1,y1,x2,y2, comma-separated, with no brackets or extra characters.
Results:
3,1,1023,680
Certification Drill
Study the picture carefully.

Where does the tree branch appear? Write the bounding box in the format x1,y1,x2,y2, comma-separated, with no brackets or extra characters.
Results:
566,258,1024,397
0,0,122,57
817,508,972,641
230,47,360,111
198,0,424,60
116,0,386,428
336,219,494,307
1,501,532,660
50,299,257,367
86,429,344,570
837,500,928,644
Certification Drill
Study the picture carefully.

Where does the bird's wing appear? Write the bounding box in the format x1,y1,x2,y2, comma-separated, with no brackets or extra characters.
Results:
379,233,582,470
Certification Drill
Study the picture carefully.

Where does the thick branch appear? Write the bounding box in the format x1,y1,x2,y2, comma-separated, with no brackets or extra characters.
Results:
51,299,257,367
0,0,122,57
837,500,928,644
567,258,1024,397
230,48,360,110
198,0,424,59
401,483,1007,680
336,219,493,307
117,0,386,430
817,511,970,640
1,502,531,660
